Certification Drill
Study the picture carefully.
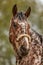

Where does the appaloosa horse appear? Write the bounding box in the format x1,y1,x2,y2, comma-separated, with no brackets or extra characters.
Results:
9,4,43,65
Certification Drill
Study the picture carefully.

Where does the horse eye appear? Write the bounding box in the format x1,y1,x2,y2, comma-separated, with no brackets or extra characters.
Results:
13,23,17,28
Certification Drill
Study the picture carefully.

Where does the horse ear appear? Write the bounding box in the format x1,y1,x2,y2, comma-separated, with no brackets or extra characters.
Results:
25,7,31,17
12,4,17,16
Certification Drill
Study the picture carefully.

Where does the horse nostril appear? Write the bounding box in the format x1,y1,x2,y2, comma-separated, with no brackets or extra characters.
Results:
20,45,29,56
20,45,26,52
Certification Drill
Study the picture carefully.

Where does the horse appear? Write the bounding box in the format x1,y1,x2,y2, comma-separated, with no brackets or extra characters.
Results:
9,4,43,65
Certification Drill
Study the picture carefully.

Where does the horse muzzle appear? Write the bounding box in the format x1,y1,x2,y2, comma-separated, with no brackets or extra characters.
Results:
16,34,31,56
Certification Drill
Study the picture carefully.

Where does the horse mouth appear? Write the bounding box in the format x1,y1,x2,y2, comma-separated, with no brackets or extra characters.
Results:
20,47,29,56
17,48,29,57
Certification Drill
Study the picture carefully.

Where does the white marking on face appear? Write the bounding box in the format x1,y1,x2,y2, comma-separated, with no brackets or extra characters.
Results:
18,22,26,33
19,21,29,49
24,37,29,49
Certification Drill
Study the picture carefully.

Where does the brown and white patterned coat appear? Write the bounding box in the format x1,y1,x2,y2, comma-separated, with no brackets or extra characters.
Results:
9,4,43,65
